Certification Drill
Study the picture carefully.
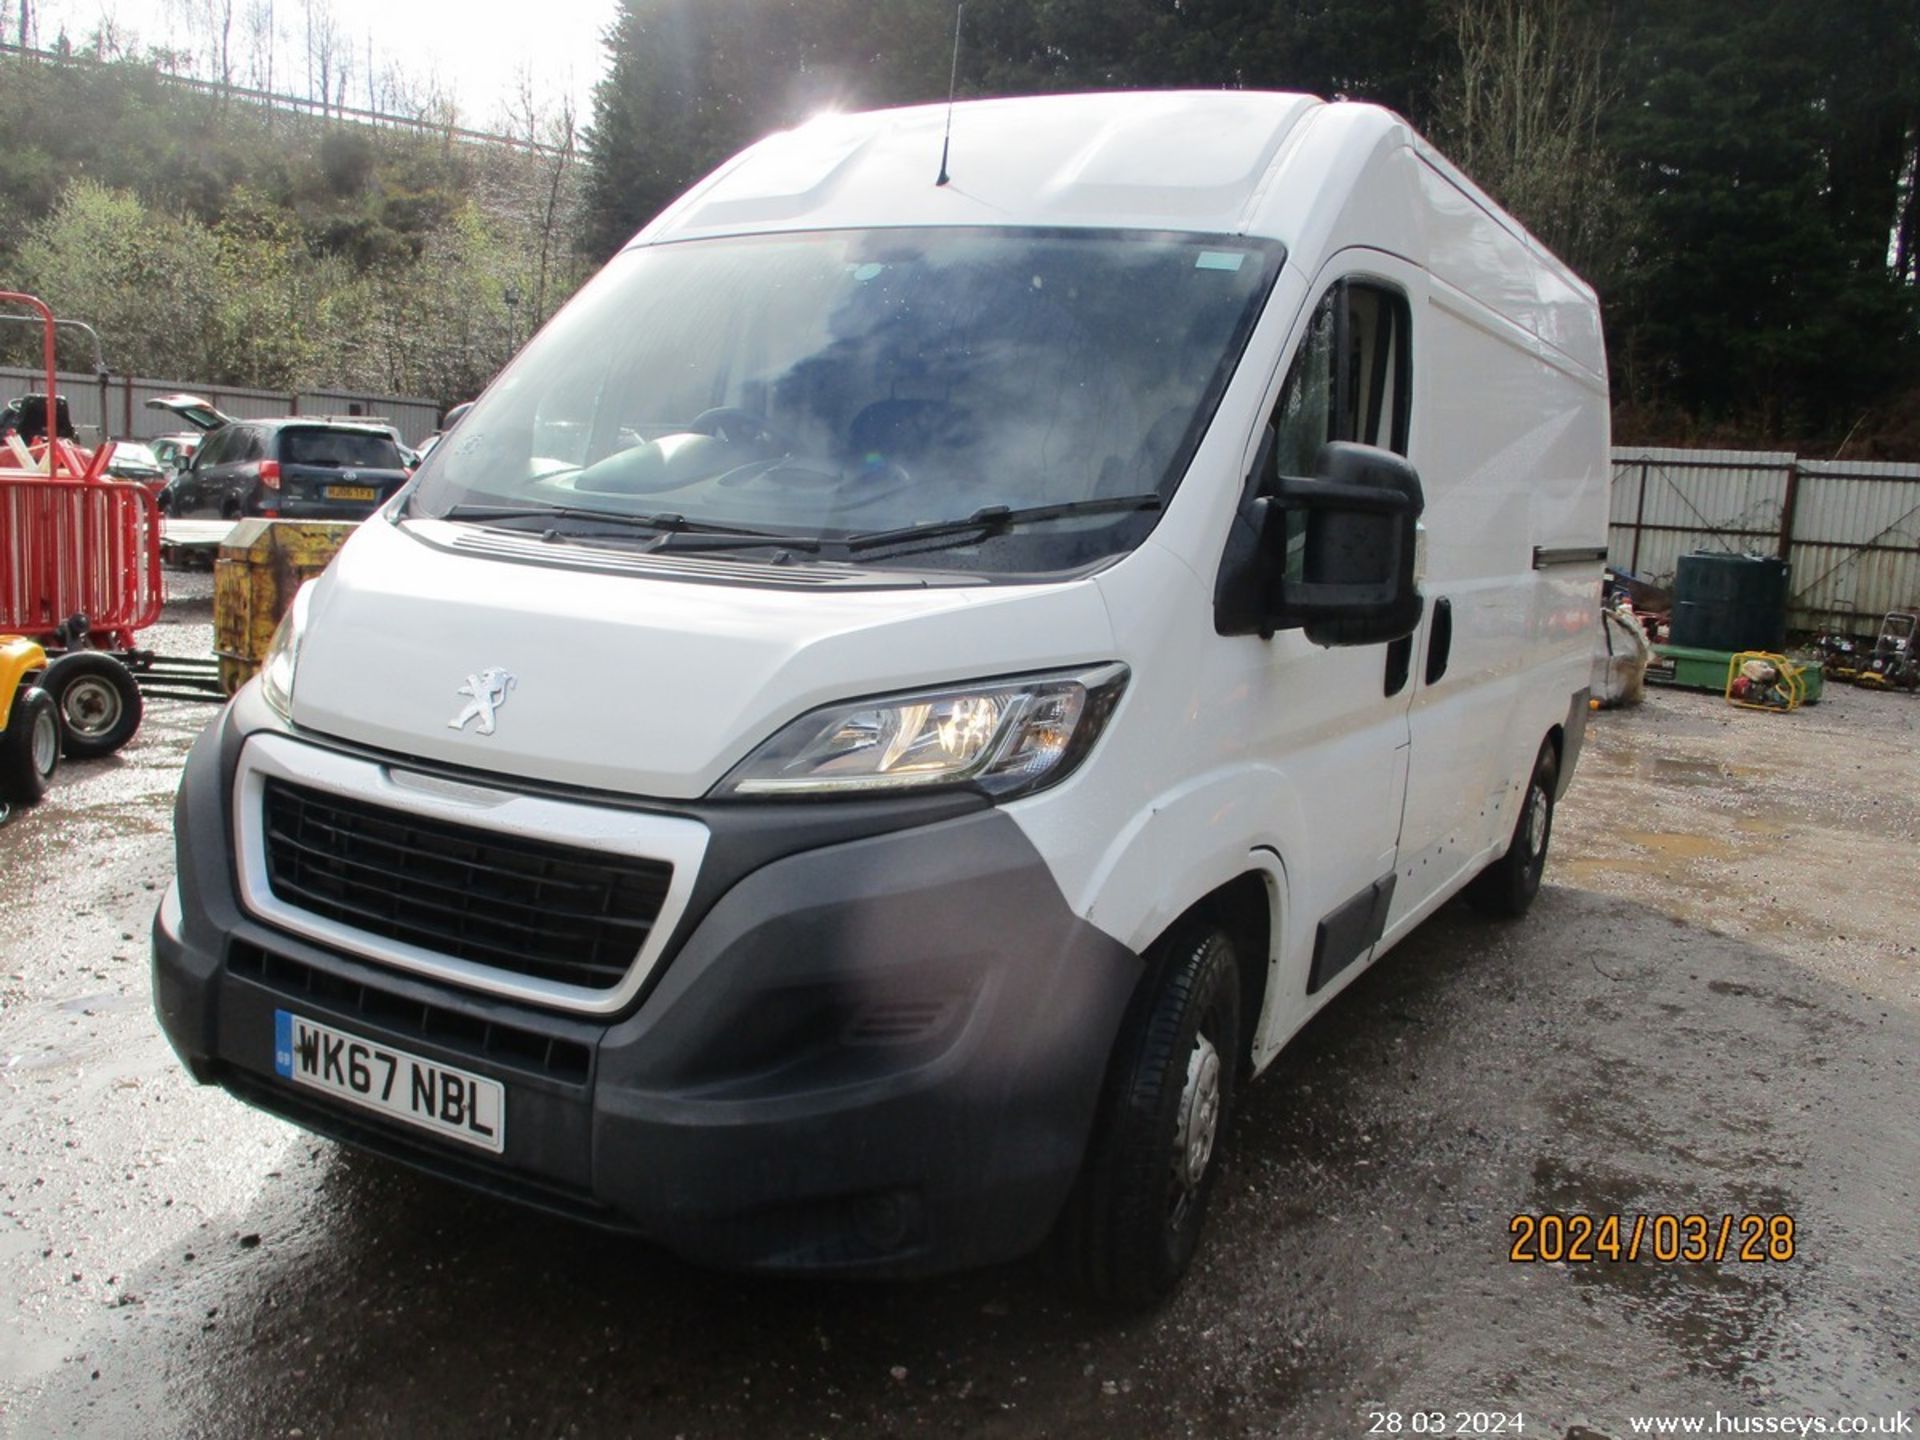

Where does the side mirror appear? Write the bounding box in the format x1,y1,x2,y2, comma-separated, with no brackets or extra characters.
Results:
1215,440,1425,646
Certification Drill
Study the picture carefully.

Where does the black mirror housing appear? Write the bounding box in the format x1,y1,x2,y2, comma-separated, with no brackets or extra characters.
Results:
1214,440,1425,646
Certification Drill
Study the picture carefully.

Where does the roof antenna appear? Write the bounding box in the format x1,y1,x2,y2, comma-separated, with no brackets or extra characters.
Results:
936,2,963,187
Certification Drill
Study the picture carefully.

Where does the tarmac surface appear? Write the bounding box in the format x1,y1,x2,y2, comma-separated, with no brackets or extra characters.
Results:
1,576,1915,1438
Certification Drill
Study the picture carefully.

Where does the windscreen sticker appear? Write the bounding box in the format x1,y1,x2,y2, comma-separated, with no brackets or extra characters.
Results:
1195,250,1249,272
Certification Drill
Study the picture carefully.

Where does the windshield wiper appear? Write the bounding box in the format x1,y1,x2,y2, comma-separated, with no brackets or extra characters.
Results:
437,502,824,554
436,503,786,539
843,493,1163,553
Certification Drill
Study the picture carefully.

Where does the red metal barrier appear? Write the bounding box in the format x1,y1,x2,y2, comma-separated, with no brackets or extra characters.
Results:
0,475,165,650
0,290,165,650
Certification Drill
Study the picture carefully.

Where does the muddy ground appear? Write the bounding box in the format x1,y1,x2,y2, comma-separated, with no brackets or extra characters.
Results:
1,576,1915,1438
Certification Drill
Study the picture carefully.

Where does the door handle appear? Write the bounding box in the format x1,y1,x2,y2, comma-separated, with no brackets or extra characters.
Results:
1385,597,1426,696
1425,596,1453,685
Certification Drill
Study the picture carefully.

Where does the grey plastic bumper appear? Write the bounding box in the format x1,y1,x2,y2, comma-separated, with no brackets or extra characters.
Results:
153,694,1142,1275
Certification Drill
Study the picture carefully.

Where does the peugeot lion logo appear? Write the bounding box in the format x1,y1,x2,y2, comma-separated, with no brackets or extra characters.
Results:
449,668,516,735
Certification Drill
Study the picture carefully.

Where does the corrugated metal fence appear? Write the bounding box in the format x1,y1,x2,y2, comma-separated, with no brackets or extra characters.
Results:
0,365,443,447
1610,446,1920,631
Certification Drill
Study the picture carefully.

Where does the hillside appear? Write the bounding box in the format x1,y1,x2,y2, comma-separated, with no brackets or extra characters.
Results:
0,49,584,405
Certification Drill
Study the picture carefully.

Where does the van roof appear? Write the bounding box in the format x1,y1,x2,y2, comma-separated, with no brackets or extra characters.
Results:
641,90,1602,378
646,91,1323,244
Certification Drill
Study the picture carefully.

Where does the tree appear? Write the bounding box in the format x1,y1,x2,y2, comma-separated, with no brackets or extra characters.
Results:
14,180,223,378
1432,0,1636,282
1604,0,1920,438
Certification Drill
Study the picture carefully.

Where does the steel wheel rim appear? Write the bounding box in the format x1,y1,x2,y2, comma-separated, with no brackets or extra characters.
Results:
30,709,58,775
62,677,123,738
1525,783,1550,857
1170,1031,1223,1227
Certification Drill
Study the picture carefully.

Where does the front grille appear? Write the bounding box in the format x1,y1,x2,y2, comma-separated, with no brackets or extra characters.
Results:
261,779,673,991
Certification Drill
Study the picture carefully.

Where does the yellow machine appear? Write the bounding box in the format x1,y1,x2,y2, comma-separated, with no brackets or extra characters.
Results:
213,520,356,695
0,635,59,804
1725,651,1806,712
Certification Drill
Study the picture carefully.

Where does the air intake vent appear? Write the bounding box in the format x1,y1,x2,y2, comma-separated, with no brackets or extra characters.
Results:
844,997,960,1045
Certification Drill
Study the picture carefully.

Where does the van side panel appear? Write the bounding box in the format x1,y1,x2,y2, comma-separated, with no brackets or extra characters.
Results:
1384,160,1608,936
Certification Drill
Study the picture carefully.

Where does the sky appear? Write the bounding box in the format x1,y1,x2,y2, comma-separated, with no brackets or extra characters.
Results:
26,0,618,135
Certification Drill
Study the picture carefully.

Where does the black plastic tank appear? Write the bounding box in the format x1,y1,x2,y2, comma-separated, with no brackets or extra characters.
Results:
1669,552,1789,652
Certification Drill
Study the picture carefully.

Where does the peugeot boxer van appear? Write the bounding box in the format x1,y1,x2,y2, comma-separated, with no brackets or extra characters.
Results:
153,91,1608,1304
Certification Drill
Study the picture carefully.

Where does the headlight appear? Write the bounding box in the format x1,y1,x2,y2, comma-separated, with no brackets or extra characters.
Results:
258,583,312,723
715,664,1129,799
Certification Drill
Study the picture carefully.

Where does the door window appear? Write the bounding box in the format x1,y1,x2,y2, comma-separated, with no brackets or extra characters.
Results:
1265,279,1410,478
194,428,231,469
1260,280,1412,580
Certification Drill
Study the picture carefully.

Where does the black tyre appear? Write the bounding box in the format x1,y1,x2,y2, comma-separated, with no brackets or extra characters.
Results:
0,687,61,805
43,651,143,759
1467,738,1559,918
1058,923,1242,1307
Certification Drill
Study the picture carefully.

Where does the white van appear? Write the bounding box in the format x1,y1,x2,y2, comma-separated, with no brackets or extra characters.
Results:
153,91,1608,1303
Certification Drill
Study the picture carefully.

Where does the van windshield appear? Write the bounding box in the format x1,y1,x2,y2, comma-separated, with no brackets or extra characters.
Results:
409,227,1282,575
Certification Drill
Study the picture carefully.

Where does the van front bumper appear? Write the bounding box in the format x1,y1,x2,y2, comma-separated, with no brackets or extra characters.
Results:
153,695,1142,1276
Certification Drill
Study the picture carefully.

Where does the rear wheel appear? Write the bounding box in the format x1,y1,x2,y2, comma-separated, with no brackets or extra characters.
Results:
1467,739,1559,918
1058,922,1241,1307
0,687,61,804
42,651,143,758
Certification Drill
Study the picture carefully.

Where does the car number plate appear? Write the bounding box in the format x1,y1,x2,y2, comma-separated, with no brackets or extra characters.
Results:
325,484,377,500
273,1010,505,1153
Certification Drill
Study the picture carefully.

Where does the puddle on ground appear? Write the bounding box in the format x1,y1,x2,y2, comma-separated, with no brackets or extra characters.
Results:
1588,754,1763,788
1616,830,1739,863
1555,833,1740,883
1557,856,1671,883
1527,1156,1791,1376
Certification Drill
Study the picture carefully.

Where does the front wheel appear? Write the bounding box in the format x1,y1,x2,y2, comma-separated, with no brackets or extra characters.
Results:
0,687,61,804
1467,738,1559,918
1057,923,1242,1308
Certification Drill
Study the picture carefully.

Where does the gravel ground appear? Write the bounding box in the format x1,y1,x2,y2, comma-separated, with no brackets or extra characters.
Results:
1,585,1914,1439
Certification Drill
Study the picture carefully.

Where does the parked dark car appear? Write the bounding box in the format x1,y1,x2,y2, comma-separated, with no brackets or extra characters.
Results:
166,417,411,521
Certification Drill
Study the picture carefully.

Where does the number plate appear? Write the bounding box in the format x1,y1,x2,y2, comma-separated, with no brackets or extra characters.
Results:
273,1010,505,1153
325,484,377,501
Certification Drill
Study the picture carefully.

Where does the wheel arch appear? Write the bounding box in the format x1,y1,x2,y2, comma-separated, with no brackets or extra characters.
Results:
1137,866,1281,1075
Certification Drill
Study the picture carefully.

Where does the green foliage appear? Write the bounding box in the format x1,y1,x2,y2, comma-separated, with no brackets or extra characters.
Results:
0,50,586,406
319,129,378,197
14,180,223,377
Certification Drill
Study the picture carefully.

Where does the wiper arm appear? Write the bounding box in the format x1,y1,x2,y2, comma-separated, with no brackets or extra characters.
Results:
844,493,1163,552
436,503,795,541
